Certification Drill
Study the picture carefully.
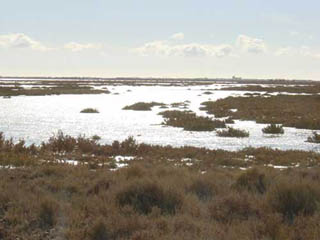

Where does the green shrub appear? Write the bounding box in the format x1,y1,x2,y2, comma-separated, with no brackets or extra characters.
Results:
217,127,249,138
234,168,267,194
262,124,284,134
80,108,99,113
268,180,319,223
116,181,183,215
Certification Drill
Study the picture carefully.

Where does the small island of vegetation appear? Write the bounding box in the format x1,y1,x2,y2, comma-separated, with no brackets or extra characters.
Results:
262,124,284,134
80,108,99,113
123,102,166,111
217,127,250,138
159,110,226,131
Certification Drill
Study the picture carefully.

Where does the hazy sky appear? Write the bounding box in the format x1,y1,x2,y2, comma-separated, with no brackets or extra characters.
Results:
1,0,320,79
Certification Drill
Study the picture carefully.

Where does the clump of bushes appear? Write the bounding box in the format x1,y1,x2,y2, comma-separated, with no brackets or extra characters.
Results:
123,102,165,111
159,110,226,131
307,132,320,143
116,181,183,215
38,198,58,229
268,180,319,223
89,218,110,240
187,178,215,201
217,127,249,138
233,168,267,194
80,108,99,113
262,124,284,134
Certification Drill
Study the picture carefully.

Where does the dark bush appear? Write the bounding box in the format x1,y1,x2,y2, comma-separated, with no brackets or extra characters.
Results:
188,179,215,201
233,168,267,194
217,127,249,138
268,180,319,223
89,218,110,240
116,181,182,215
262,124,284,134
38,199,57,229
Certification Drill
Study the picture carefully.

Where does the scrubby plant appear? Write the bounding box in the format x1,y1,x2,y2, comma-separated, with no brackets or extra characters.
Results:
233,168,267,194
116,181,183,215
268,180,319,223
307,132,320,143
38,198,57,229
45,130,77,152
262,124,284,134
217,127,249,138
80,108,99,113
188,178,215,201
89,218,110,240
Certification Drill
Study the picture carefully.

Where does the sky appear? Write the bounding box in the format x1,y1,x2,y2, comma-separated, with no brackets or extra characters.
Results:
0,0,320,80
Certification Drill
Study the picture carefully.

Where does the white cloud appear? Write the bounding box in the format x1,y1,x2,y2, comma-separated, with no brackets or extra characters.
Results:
0,33,51,51
170,32,185,41
64,42,100,52
132,41,232,58
236,34,267,54
275,47,295,56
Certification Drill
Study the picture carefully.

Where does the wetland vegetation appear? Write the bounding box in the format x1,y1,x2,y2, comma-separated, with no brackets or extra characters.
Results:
262,124,285,134
217,127,250,138
201,95,320,130
1,132,320,239
80,108,100,113
159,110,226,131
1,78,320,239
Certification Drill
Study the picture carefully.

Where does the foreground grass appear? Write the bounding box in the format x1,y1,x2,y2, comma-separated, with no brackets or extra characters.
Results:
1,137,320,239
201,95,320,130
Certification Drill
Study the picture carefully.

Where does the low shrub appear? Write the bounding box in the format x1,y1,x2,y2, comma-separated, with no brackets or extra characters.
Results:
262,124,284,134
89,218,110,240
268,180,319,223
233,168,267,194
116,181,183,215
38,198,57,229
217,127,249,138
188,178,215,201
80,108,99,113
209,192,258,223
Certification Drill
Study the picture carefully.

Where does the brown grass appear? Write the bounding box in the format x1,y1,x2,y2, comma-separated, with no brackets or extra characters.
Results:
201,95,320,130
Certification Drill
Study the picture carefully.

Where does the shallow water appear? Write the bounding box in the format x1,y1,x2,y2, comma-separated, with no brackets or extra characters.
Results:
0,85,319,152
